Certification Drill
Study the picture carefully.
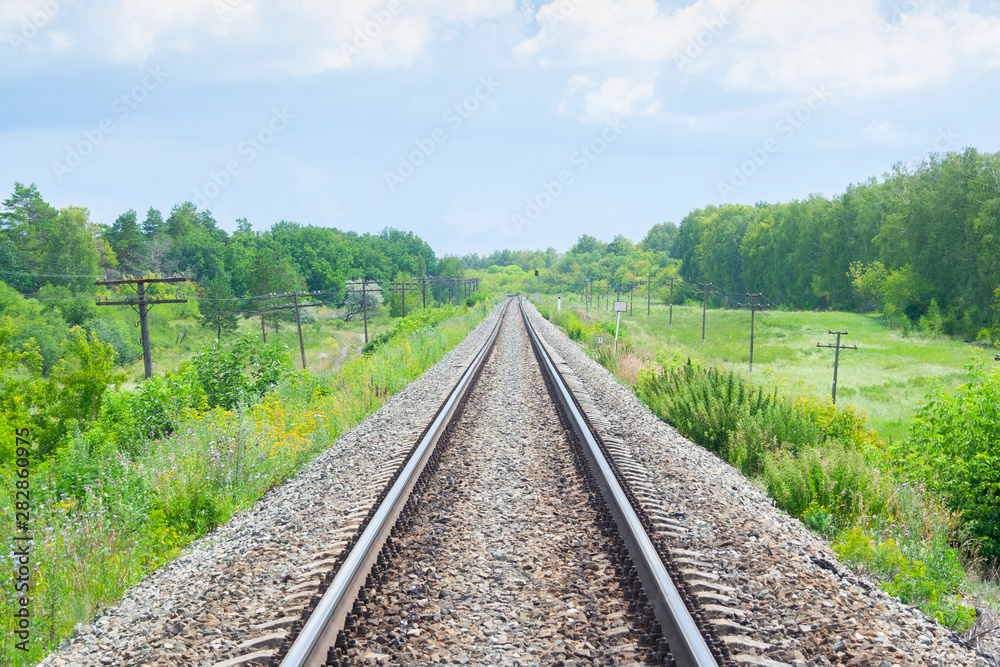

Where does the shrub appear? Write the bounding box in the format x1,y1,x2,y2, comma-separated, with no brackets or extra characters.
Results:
895,363,1000,560
190,334,292,410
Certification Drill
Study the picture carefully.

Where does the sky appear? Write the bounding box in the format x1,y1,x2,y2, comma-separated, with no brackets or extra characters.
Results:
2,0,1000,258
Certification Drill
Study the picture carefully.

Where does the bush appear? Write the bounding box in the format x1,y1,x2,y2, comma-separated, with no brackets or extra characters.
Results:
637,357,886,528
98,374,204,455
465,291,493,307
190,334,292,410
894,362,1000,560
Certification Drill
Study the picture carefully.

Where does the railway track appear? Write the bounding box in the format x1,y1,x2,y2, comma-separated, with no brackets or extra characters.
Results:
267,298,733,666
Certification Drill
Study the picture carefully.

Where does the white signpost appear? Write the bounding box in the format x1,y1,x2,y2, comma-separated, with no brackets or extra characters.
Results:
613,300,627,352
557,293,562,311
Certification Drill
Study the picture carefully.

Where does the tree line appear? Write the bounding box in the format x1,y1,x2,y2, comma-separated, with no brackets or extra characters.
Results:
469,148,1000,341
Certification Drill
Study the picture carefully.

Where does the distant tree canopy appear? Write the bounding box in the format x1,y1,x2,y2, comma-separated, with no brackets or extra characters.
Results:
0,187,445,307
4,146,1000,345
465,148,1000,340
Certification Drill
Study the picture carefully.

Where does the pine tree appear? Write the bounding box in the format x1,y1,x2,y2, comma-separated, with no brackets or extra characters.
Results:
197,274,239,340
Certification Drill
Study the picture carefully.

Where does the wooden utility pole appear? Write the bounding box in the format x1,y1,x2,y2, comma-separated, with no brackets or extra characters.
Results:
291,292,307,370
629,284,634,318
647,274,652,318
95,276,188,379
668,276,676,329
700,282,715,344
744,293,762,372
817,330,857,404
389,280,410,317
252,295,322,369
345,280,378,343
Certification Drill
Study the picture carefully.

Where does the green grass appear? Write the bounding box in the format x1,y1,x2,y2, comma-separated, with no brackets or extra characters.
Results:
542,294,995,442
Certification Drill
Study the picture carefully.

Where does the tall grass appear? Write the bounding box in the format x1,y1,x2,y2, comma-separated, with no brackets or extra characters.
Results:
0,303,490,665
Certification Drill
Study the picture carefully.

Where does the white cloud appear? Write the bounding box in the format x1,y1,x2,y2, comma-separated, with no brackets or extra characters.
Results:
516,0,1000,105
1,0,516,75
557,75,658,122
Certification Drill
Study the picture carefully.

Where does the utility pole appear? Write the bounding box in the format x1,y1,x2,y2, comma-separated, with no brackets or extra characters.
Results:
421,276,427,309
700,282,715,344
629,284,634,318
535,269,539,300
647,274,652,318
345,280,378,343
252,294,323,369
668,276,676,329
744,293,762,373
817,330,857,404
292,292,306,370
389,280,410,317
95,276,188,379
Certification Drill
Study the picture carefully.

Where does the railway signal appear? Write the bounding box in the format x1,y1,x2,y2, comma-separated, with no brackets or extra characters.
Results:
817,330,857,404
95,275,189,379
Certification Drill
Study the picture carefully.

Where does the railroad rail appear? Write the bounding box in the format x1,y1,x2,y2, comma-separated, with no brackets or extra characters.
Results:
270,297,731,666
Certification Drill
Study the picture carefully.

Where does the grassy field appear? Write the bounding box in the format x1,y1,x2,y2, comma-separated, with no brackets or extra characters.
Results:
537,293,996,442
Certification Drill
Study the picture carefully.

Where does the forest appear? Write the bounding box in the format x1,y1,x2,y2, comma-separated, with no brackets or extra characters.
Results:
467,147,1000,342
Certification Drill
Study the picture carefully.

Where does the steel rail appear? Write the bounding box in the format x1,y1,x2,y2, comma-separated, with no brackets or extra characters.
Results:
279,299,510,667
519,299,720,667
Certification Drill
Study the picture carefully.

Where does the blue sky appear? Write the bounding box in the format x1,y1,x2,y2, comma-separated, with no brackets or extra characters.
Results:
2,0,999,257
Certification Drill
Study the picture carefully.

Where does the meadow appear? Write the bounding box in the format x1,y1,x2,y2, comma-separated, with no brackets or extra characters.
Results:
542,293,996,442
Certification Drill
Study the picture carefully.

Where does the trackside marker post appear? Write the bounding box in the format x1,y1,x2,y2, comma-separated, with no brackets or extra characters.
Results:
613,300,627,352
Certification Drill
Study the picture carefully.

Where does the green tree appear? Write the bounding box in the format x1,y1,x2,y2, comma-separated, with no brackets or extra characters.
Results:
143,207,165,238
197,274,240,339
38,207,100,292
639,222,678,253
105,209,147,274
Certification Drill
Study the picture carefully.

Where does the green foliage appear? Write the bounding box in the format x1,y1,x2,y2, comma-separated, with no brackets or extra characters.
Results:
801,501,834,534
190,334,293,410
465,290,492,307
98,374,204,455
196,274,239,339
362,305,465,355
894,363,1000,560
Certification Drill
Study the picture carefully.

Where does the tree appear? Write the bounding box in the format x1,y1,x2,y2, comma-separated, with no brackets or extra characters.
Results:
197,274,239,339
143,207,164,238
38,207,100,292
639,222,678,253
166,202,198,238
342,279,383,322
848,261,889,314
105,209,146,274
